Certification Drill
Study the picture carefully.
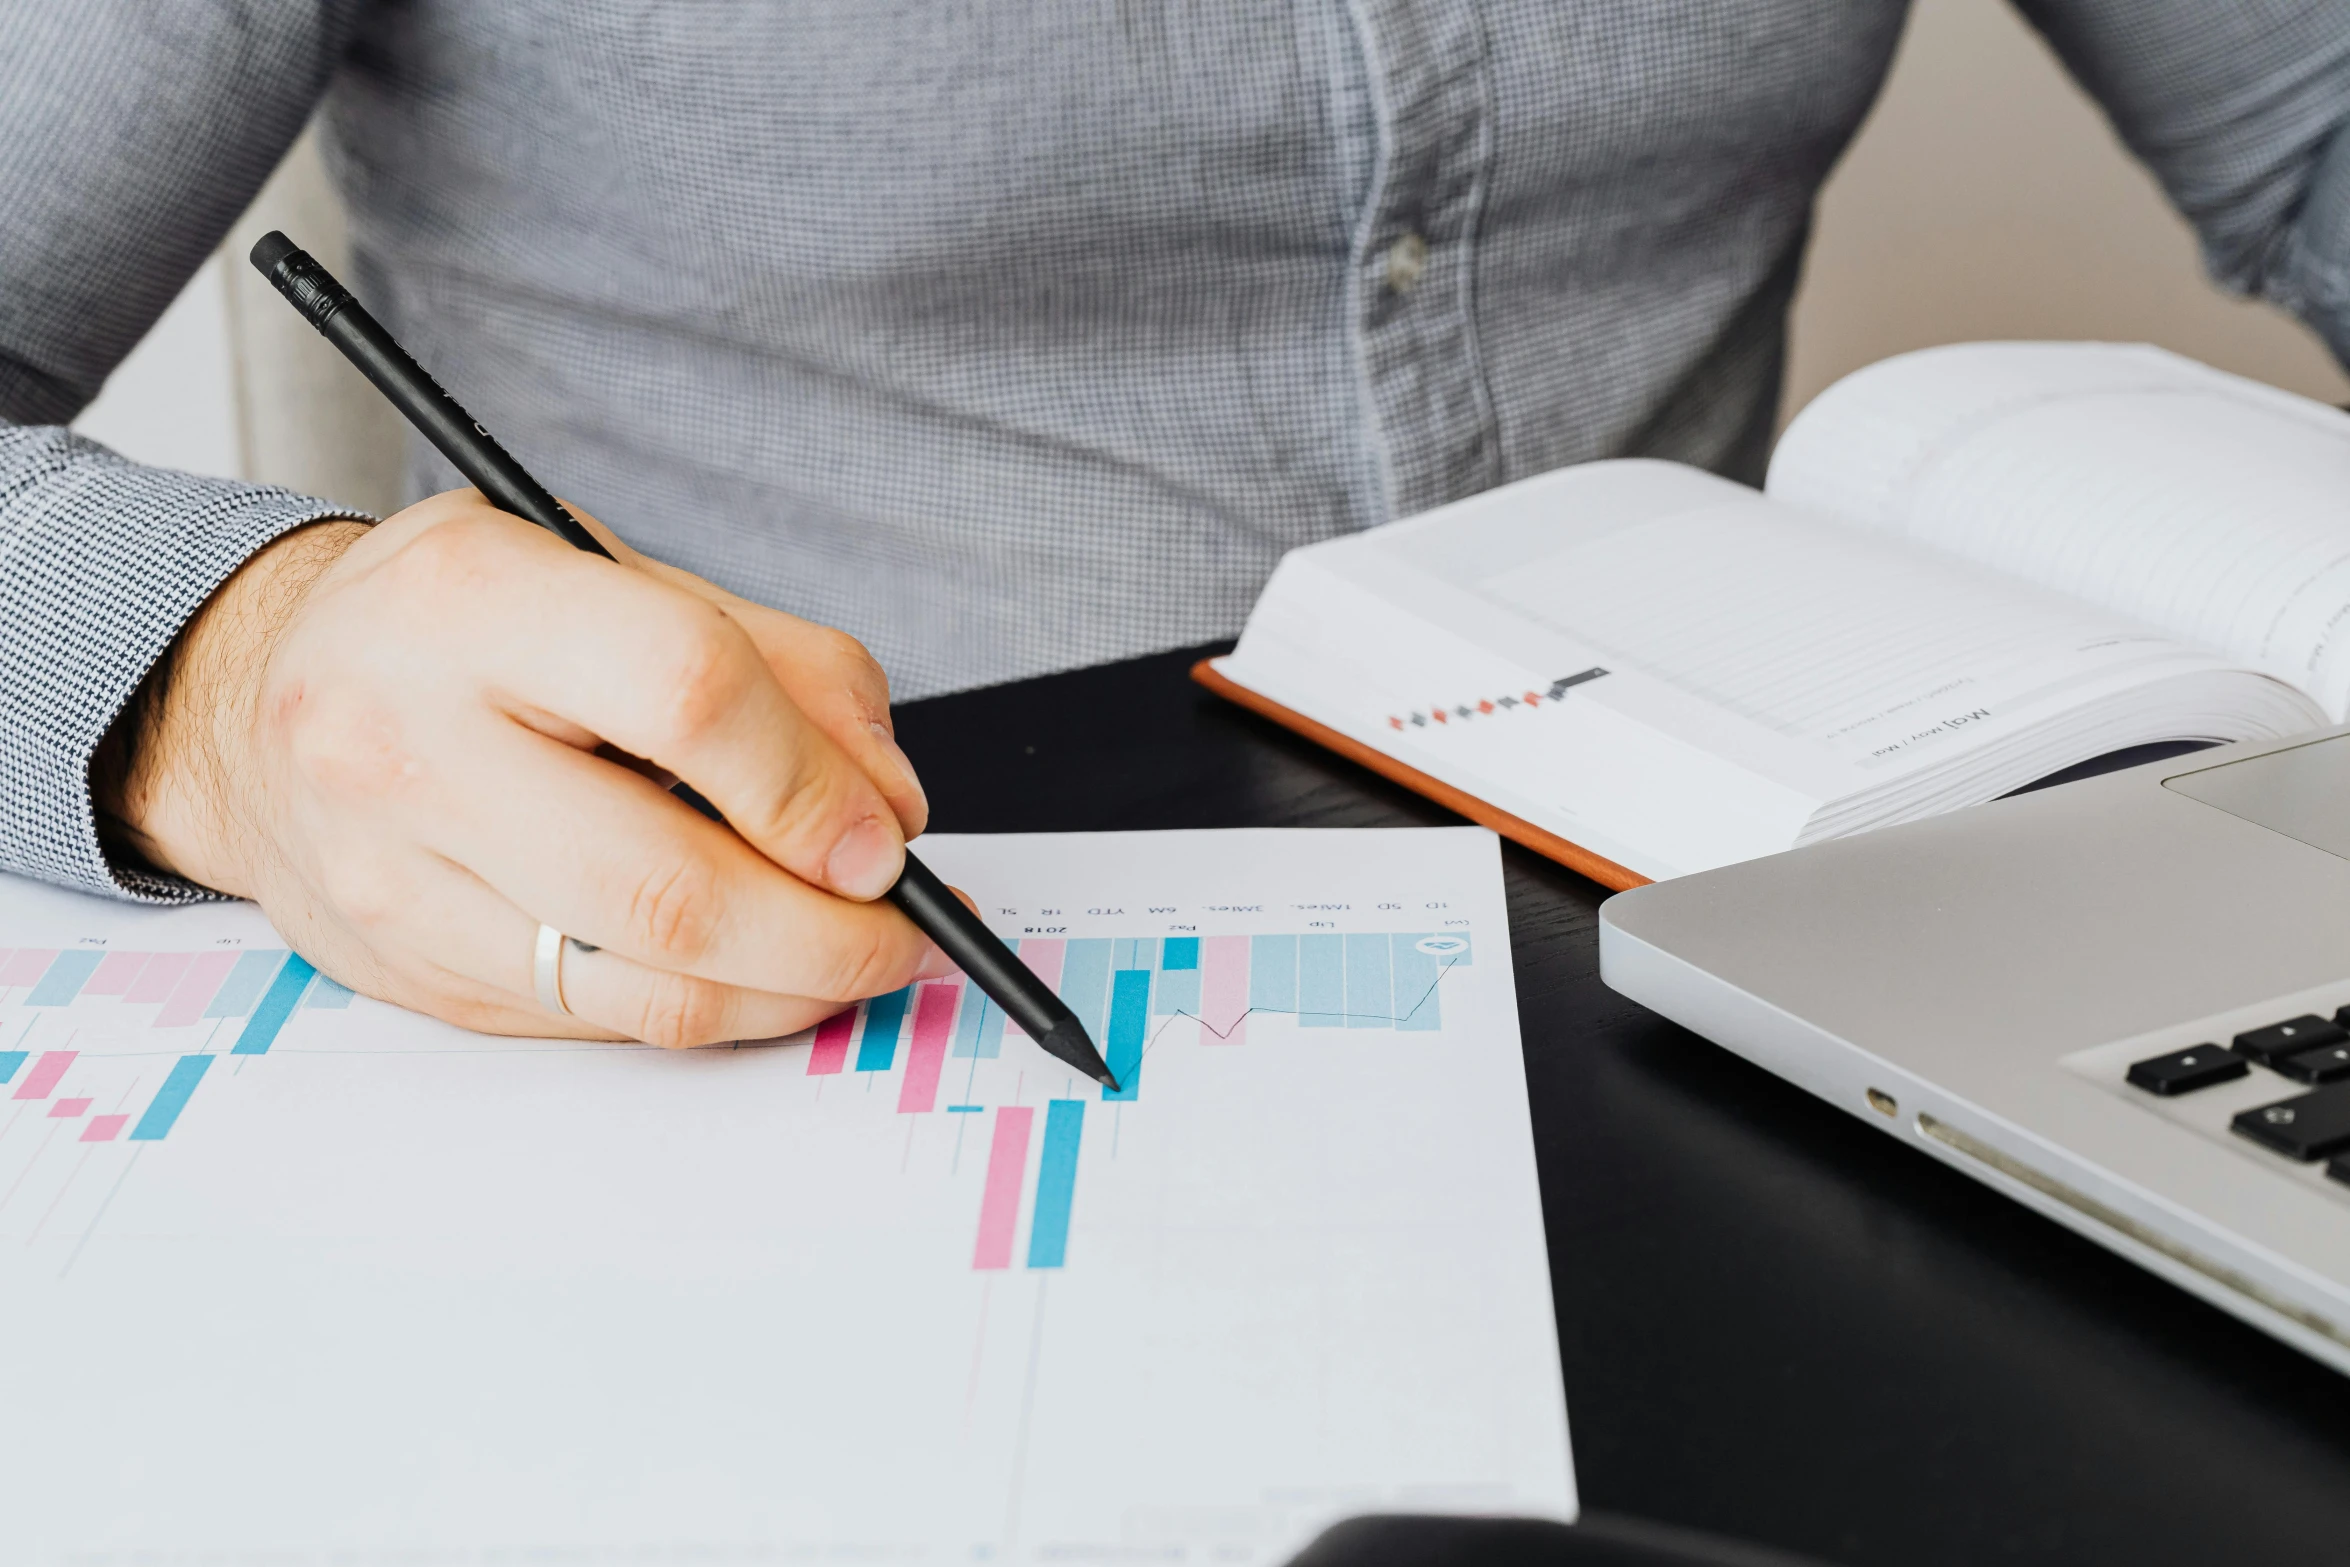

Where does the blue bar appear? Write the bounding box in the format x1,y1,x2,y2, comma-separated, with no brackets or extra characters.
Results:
130,1055,213,1141
0,1051,25,1085
1153,966,1200,1017
1344,933,1392,1029
954,940,1008,1058
232,954,317,1055
1026,1099,1086,1268
1249,936,1297,1014
946,1104,984,1113
1389,934,1443,1032
204,950,288,1019
304,976,356,1010
856,987,911,1071
1298,935,1344,1027
951,990,1001,1058
1147,939,1193,1015
1058,940,1113,1046
25,951,104,1006
1102,968,1150,1102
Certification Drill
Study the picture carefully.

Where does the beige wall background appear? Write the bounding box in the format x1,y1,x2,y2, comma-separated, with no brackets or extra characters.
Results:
1788,0,2349,415
73,0,2350,511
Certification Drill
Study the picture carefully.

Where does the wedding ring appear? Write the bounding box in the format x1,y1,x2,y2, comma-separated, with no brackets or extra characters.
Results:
533,923,572,1016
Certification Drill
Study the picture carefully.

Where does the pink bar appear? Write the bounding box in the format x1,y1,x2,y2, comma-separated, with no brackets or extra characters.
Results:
82,951,151,997
13,1051,77,1101
1016,939,1065,993
807,1008,857,1075
1008,940,1066,1038
971,1106,1035,1270
897,981,961,1114
124,951,191,1004
154,951,238,1027
1201,935,1250,1045
47,1097,91,1119
81,1114,128,1143
0,948,57,987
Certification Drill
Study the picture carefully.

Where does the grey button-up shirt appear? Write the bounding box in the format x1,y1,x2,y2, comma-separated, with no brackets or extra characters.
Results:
4,0,2349,901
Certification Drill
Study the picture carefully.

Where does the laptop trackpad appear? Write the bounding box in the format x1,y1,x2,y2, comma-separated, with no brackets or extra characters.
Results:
2165,734,2350,861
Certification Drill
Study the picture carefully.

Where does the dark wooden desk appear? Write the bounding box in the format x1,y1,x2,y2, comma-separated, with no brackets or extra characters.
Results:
897,644,2350,1567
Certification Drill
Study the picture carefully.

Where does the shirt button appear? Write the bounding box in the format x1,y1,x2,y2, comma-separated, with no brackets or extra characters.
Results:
1384,232,1428,293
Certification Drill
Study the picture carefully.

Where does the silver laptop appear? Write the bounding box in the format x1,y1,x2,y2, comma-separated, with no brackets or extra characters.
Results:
1599,727,2350,1373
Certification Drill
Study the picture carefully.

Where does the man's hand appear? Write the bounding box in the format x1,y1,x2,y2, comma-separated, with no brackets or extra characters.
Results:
96,489,947,1047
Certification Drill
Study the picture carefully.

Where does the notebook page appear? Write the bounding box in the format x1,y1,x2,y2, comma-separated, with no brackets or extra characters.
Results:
1223,462,2314,878
1394,463,2249,772
1223,550,1829,880
1768,343,2350,717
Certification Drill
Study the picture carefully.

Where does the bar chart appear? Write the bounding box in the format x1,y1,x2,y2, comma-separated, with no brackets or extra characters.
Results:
797,930,1473,1275
0,943,361,1247
809,931,1470,1080
0,922,1471,1282
0,829,1575,1563
0,944,347,1139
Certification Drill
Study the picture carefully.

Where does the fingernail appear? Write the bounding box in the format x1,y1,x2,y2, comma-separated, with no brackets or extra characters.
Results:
870,722,929,817
825,815,904,901
917,942,958,980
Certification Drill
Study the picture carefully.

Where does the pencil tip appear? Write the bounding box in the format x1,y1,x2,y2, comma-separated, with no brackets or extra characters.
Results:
1039,1016,1118,1091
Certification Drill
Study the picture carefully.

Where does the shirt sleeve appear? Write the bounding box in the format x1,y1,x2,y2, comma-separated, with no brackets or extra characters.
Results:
2014,0,2350,363
0,1,370,903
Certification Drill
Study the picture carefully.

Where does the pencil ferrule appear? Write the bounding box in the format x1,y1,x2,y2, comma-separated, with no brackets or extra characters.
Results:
266,248,353,331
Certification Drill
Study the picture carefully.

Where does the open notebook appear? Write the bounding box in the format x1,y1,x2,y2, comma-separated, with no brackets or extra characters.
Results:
1203,342,2350,887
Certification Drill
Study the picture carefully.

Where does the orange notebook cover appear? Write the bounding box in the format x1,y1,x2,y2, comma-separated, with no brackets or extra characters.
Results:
1190,658,1651,892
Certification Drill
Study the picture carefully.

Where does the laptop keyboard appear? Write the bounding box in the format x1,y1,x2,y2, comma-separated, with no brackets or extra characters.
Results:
2131,1009,2350,1178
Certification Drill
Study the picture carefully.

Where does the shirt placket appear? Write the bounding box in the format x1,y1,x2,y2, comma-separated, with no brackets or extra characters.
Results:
1343,0,1502,521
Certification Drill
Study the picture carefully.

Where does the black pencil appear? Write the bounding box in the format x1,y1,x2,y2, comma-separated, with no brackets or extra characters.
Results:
248,231,1118,1089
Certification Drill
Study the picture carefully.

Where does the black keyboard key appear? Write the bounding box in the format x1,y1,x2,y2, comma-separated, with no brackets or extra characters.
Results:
2126,1044,2248,1095
2232,1015,2348,1064
2280,1042,2350,1085
2233,1084,2350,1160
2327,1157,2350,1189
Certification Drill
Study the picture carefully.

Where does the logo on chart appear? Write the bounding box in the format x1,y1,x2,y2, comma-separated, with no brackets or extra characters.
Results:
1389,667,1608,732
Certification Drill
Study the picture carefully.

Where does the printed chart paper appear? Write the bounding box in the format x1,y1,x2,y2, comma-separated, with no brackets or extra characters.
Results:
0,828,1573,1561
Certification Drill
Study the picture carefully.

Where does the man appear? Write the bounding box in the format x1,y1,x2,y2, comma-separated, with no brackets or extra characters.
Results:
4,2,2346,1048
